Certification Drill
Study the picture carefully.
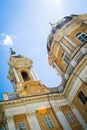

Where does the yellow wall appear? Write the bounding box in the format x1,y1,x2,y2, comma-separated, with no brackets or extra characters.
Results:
61,105,83,130
56,45,67,72
36,108,63,130
68,24,87,46
14,114,30,130
73,83,87,123
49,20,87,75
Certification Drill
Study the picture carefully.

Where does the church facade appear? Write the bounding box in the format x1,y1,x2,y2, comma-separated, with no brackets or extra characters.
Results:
0,14,87,130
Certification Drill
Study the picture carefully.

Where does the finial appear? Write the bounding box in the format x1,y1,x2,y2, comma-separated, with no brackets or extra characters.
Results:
10,48,16,56
49,23,54,28
49,22,57,29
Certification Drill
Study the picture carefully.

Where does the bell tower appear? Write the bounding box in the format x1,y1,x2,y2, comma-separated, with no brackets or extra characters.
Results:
8,49,49,97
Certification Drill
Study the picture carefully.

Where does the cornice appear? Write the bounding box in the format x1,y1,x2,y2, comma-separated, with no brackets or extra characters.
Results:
9,56,33,68
0,92,65,109
1,55,87,109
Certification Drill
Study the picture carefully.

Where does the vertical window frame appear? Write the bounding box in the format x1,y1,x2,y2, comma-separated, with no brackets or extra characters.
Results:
78,91,87,105
62,53,70,64
44,115,54,129
18,121,27,130
76,32,87,44
65,111,75,123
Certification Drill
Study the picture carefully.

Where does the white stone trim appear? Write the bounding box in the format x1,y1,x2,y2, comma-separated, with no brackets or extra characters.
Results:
64,36,77,48
79,65,87,83
6,115,16,130
70,60,77,67
27,113,41,130
67,65,87,102
66,24,81,35
50,99,68,109
5,101,51,115
71,105,87,130
30,66,39,80
64,73,69,80
56,110,72,130
80,47,87,54
59,41,72,54
2,93,9,100
13,67,20,82
83,21,87,25
53,61,63,75
67,78,82,102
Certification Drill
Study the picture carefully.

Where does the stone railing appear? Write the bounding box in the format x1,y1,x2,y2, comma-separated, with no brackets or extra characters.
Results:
2,92,19,101
63,43,87,88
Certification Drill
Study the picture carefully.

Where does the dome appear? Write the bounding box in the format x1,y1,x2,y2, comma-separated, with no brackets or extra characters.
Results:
47,16,73,52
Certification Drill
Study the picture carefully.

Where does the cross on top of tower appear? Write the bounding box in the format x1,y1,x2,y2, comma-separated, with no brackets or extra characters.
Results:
10,48,16,56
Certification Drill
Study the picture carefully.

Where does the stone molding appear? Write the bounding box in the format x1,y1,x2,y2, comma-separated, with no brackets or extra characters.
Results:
6,115,13,122
65,55,87,101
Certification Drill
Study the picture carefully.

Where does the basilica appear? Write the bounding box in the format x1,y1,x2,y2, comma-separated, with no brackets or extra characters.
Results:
0,14,87,130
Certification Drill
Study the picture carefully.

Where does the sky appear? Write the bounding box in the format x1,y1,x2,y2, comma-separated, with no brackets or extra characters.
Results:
0,0,87,100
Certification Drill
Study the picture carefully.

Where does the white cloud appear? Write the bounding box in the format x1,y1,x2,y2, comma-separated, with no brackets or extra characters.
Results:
0,33,14,46
2,34,14,46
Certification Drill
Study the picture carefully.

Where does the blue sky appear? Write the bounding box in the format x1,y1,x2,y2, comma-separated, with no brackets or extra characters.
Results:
0,0,87,100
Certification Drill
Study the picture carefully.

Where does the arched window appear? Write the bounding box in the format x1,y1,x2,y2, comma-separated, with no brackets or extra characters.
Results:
21,71,30,81
76,32,87,43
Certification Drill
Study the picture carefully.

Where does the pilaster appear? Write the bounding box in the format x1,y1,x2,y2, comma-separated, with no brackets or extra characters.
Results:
52,106,72,130
13,67,20,82
6,115,15,130
70,103,87,130
26,111,41,130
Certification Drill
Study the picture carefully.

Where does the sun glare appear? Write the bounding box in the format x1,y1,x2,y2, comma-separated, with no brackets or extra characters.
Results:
43,0,62,8
48,0,61,4
53,0,61,4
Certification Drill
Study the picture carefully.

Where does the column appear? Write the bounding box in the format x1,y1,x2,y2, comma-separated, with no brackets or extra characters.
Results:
53,107,72,130
30,66,39,80
70,104,87,130
64,36,77,48
13,67,20,82
26,111,41,130
59,41,72,54
6,115,16,130
53,61,63,76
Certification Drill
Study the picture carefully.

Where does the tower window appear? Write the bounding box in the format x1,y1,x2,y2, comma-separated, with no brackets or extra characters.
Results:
44,115,54,129
62,53,70,64
76,32,87,43
65,111,75,123
18,122,26,130
78,91,87,105
21,71,30,81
